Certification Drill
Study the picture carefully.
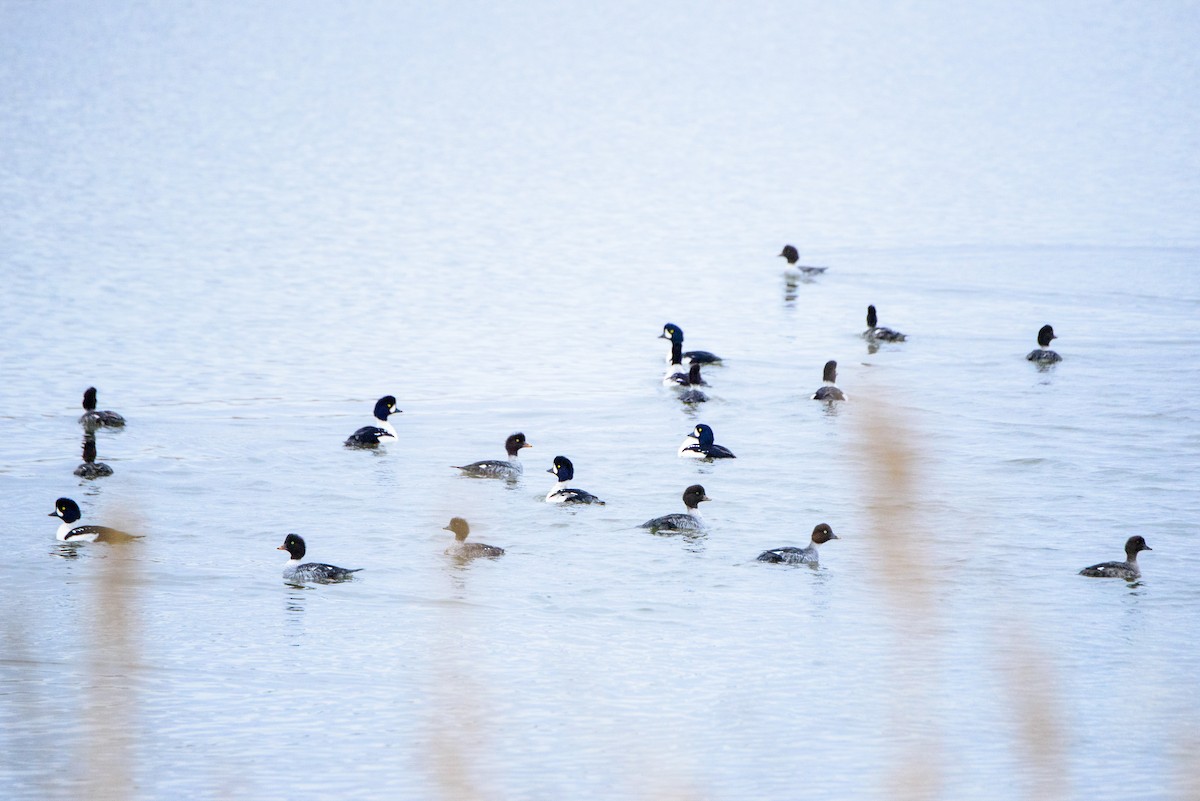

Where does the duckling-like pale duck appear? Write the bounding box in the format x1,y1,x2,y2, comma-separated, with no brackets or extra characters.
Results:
443,517,505,558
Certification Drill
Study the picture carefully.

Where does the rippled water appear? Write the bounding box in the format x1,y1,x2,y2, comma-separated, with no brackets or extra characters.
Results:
3,2,1200,800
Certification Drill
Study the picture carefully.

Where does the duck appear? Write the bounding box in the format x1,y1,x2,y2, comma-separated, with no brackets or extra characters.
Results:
640,485,711,532
811,360,848,401
1079,536,1151,580
74,437,114,478
660,323,722,366
49,497,140,542
663,346,689,385
678,424,736,459
862,305,906,342
545,456,605,504
1026,325,1062,364
777,244,828,276
757,523,839,565
667,362,708,388
453,432,531,478
278,533,361,582
344,395,401,447
443,517,505,558
669,363,710,403
79,387,125,429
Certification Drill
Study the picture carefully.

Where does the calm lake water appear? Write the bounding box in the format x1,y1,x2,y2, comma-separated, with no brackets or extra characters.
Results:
3,2,1199,800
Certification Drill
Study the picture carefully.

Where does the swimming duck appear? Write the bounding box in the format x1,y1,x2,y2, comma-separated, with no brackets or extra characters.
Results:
1079,535,1151,580
344,395,401,447
678,424,736,459
49,497,140,542
79,387,125,429
660,323,722,365
639,485,711,531
443,517,505,558
1026,325,1062,364
863,305,906,342
777,244,828,276
453,433,531,478
278,533,362,582
757,523,839,565
811,360,847,401
545,456,605,504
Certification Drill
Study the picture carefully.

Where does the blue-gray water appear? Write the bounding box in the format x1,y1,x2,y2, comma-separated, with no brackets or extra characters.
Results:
3,2,1200,800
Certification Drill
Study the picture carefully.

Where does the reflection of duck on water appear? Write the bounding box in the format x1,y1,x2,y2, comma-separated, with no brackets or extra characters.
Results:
74,437,114,478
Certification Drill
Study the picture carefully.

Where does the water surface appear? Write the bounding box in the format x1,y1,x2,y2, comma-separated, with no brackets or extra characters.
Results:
2,2,1200,800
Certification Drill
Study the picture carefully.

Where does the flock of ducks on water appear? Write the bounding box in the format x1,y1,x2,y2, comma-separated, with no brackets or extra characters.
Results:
49,247,1150,583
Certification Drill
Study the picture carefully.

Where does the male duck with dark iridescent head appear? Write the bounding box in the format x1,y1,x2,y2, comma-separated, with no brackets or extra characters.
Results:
660,323,722,367
678,424,736,460
344,395,402,447
49,497,140,542
545,456,605,505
